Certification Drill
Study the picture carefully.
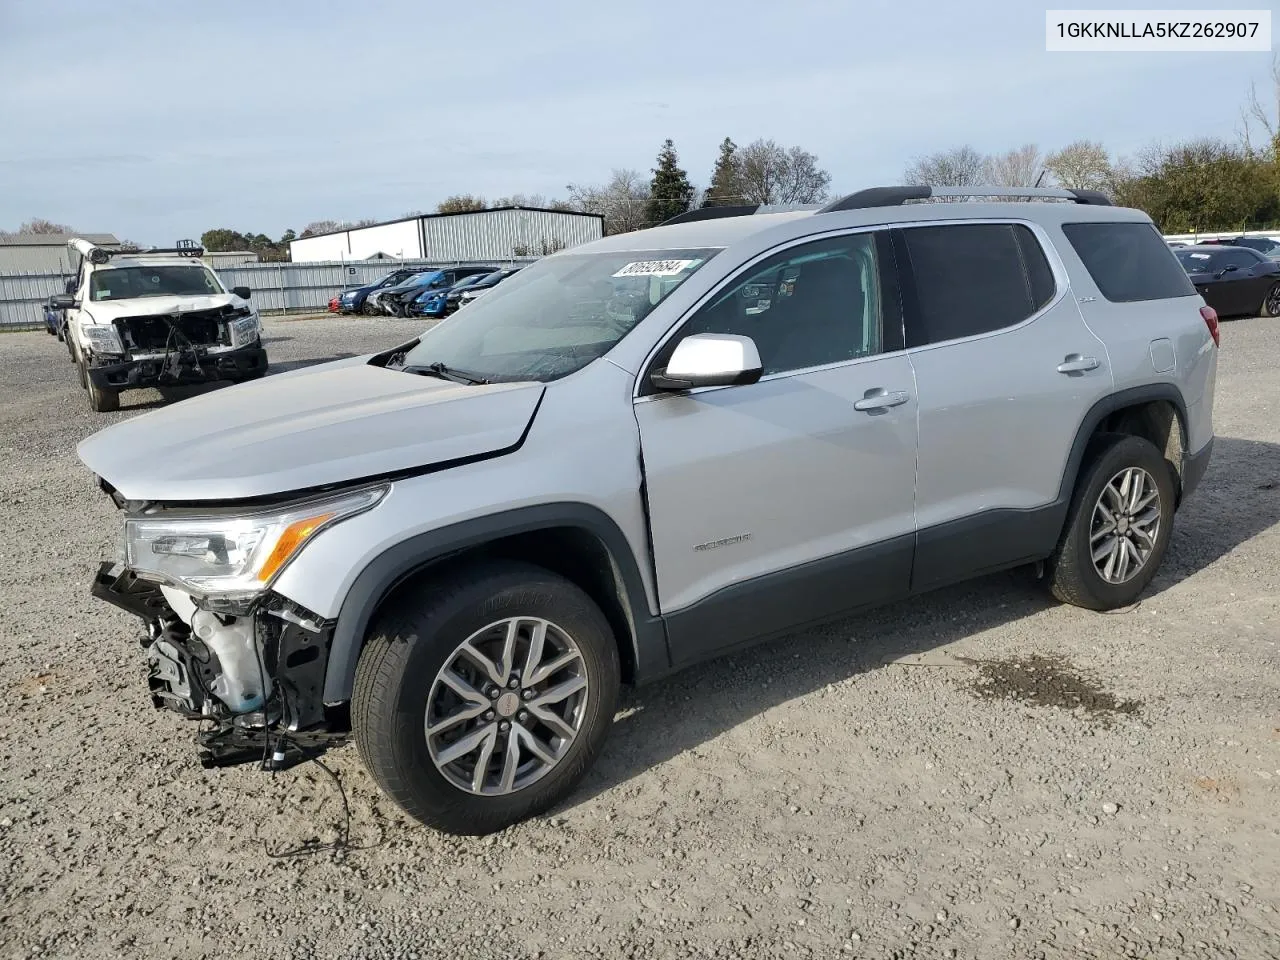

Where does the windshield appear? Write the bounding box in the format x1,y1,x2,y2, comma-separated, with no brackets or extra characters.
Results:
399,248,718,382
89,265,223,301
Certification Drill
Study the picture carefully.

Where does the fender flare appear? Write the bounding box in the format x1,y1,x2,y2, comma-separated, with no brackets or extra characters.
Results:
322,502,667,703
1057,383,1191,506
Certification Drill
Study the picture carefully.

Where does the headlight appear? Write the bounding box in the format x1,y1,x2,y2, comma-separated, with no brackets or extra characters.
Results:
82,324,123,355
230,313,260,346
125,485,386,601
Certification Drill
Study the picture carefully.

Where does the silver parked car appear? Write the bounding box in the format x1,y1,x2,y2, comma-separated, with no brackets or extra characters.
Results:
79,186,1217,835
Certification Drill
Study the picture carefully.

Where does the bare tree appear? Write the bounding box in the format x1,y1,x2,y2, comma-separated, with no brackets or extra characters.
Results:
14,218,75,235
493,193,553,208
903,146,987,187
352,218,378,227
299,220,343,237
566,169,650,235
983,144,1044,187
1242,53,1280,157
435,195,488,214
736,139,832,204
1044,140,1115,192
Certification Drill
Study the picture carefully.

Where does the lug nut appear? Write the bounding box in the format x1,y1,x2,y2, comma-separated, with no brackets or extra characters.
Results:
484,710,495,721
522,688,535,699
507,676,520,688
517,710,529,723
486,685,499,698
499,720,511,732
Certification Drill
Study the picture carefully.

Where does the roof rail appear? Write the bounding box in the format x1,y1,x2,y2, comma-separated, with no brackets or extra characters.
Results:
661,204,761,226
67,237,205,263
820,186,1112,213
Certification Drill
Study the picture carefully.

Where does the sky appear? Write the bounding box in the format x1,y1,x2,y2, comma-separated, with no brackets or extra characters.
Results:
0,0,1274,244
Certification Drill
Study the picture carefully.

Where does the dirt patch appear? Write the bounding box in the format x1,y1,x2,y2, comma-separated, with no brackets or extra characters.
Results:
959,653,1141,723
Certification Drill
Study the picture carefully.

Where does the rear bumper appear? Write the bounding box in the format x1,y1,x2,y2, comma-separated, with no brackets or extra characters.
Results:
88,342,267,390
1181,436,1213,504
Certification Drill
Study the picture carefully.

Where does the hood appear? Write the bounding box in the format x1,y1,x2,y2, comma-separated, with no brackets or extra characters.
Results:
77,362,545,501
81,294,242,322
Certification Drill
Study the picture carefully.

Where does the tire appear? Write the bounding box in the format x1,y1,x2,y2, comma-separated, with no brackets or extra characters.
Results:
352,561,621,835
1046,434,1176,610
1261,282,1280,318
74,346,86,389
81,358,120,412
362,302,379,317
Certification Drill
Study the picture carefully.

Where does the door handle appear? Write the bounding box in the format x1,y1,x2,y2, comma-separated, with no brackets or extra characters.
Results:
1057,355,1100,374
853,389,910,412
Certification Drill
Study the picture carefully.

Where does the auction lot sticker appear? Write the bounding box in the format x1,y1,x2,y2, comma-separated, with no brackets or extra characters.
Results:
613,259,700,278
1046,9,1272,51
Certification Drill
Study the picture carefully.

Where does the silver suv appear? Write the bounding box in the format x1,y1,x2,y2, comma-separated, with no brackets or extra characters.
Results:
80,187,1218,835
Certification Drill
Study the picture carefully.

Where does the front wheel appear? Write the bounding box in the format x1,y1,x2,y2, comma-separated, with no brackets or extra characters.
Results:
1046,434,1175,610
1261,282,1280,318
81,359,120,412
352,562,620,835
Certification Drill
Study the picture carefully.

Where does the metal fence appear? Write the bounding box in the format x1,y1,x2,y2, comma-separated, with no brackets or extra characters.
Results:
0,258,538,331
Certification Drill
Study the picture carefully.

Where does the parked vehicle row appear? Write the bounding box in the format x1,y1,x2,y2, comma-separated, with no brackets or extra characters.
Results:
334,265,523,319
80,186,1216,836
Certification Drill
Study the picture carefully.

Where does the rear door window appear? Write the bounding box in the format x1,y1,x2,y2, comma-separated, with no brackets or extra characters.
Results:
897,223,1057,348
1061,221,1196,302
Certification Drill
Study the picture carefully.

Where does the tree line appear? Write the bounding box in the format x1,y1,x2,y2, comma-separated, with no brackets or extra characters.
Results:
902,59,1280,233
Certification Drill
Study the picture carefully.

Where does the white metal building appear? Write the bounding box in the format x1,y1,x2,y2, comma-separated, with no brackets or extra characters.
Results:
288,207,604,263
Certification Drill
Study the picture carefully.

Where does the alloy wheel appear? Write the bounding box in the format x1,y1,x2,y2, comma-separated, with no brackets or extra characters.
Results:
1266,283,1280,317
1090,466,1161,584
425,617,589,796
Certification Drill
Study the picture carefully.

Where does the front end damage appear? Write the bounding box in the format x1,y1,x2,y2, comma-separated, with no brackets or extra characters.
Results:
92,563,348,770
86,306,267,391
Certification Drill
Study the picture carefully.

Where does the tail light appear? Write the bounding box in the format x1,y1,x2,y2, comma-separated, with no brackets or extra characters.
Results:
1200,305,1219,347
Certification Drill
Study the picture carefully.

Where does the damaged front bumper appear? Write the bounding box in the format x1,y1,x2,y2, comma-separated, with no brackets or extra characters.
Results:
91,562,348,770
88,341,267,391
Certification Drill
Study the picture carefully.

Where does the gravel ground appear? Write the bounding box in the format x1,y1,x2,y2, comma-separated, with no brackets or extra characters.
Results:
0,314,1277,960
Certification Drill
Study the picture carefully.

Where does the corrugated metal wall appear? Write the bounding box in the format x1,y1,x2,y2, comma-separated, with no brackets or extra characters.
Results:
289,210,603,263
0,247,78,275
421,209,603,260
0,259,537,330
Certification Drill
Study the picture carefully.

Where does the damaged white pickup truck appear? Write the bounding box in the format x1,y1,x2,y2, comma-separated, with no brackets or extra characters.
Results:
52,238,267,411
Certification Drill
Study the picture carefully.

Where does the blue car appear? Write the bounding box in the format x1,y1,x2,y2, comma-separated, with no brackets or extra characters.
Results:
410,271,496,317
337,267,430,315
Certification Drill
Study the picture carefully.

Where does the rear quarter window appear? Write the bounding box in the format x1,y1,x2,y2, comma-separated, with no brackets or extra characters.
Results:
1062,221,1196,302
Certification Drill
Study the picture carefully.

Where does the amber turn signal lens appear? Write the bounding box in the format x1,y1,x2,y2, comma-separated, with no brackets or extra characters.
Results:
256,512,335,582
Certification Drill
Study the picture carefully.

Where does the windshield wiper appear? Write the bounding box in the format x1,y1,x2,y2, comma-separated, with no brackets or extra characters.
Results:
405,361,489,385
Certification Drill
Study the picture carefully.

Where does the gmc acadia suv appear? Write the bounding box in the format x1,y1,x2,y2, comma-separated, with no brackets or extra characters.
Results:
79,187,1217,835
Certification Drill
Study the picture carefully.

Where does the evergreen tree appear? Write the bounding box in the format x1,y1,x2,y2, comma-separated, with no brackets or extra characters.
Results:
645,139,694,226
704,137,742,206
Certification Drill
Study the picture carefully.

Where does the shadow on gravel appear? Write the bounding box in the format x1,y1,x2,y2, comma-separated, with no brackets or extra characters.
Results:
571,435,1280,808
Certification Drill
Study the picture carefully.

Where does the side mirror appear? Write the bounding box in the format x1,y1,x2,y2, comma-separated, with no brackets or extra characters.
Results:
232,286,252,299
650,333,763,391
50,294,76,310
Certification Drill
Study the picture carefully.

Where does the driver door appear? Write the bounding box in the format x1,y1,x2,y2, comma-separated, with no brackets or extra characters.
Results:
634,230,919,666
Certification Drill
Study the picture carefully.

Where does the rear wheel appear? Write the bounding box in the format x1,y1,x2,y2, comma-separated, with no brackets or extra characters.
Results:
353,561,620,835
1046,434,1175,610
1261,282,1280,318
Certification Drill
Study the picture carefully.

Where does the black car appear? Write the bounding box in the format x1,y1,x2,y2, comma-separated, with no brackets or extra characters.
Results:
1221,235,1280,260
1175,246,1280,318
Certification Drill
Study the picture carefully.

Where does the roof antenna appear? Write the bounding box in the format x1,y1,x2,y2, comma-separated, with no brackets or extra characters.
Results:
1033,168,1048,188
